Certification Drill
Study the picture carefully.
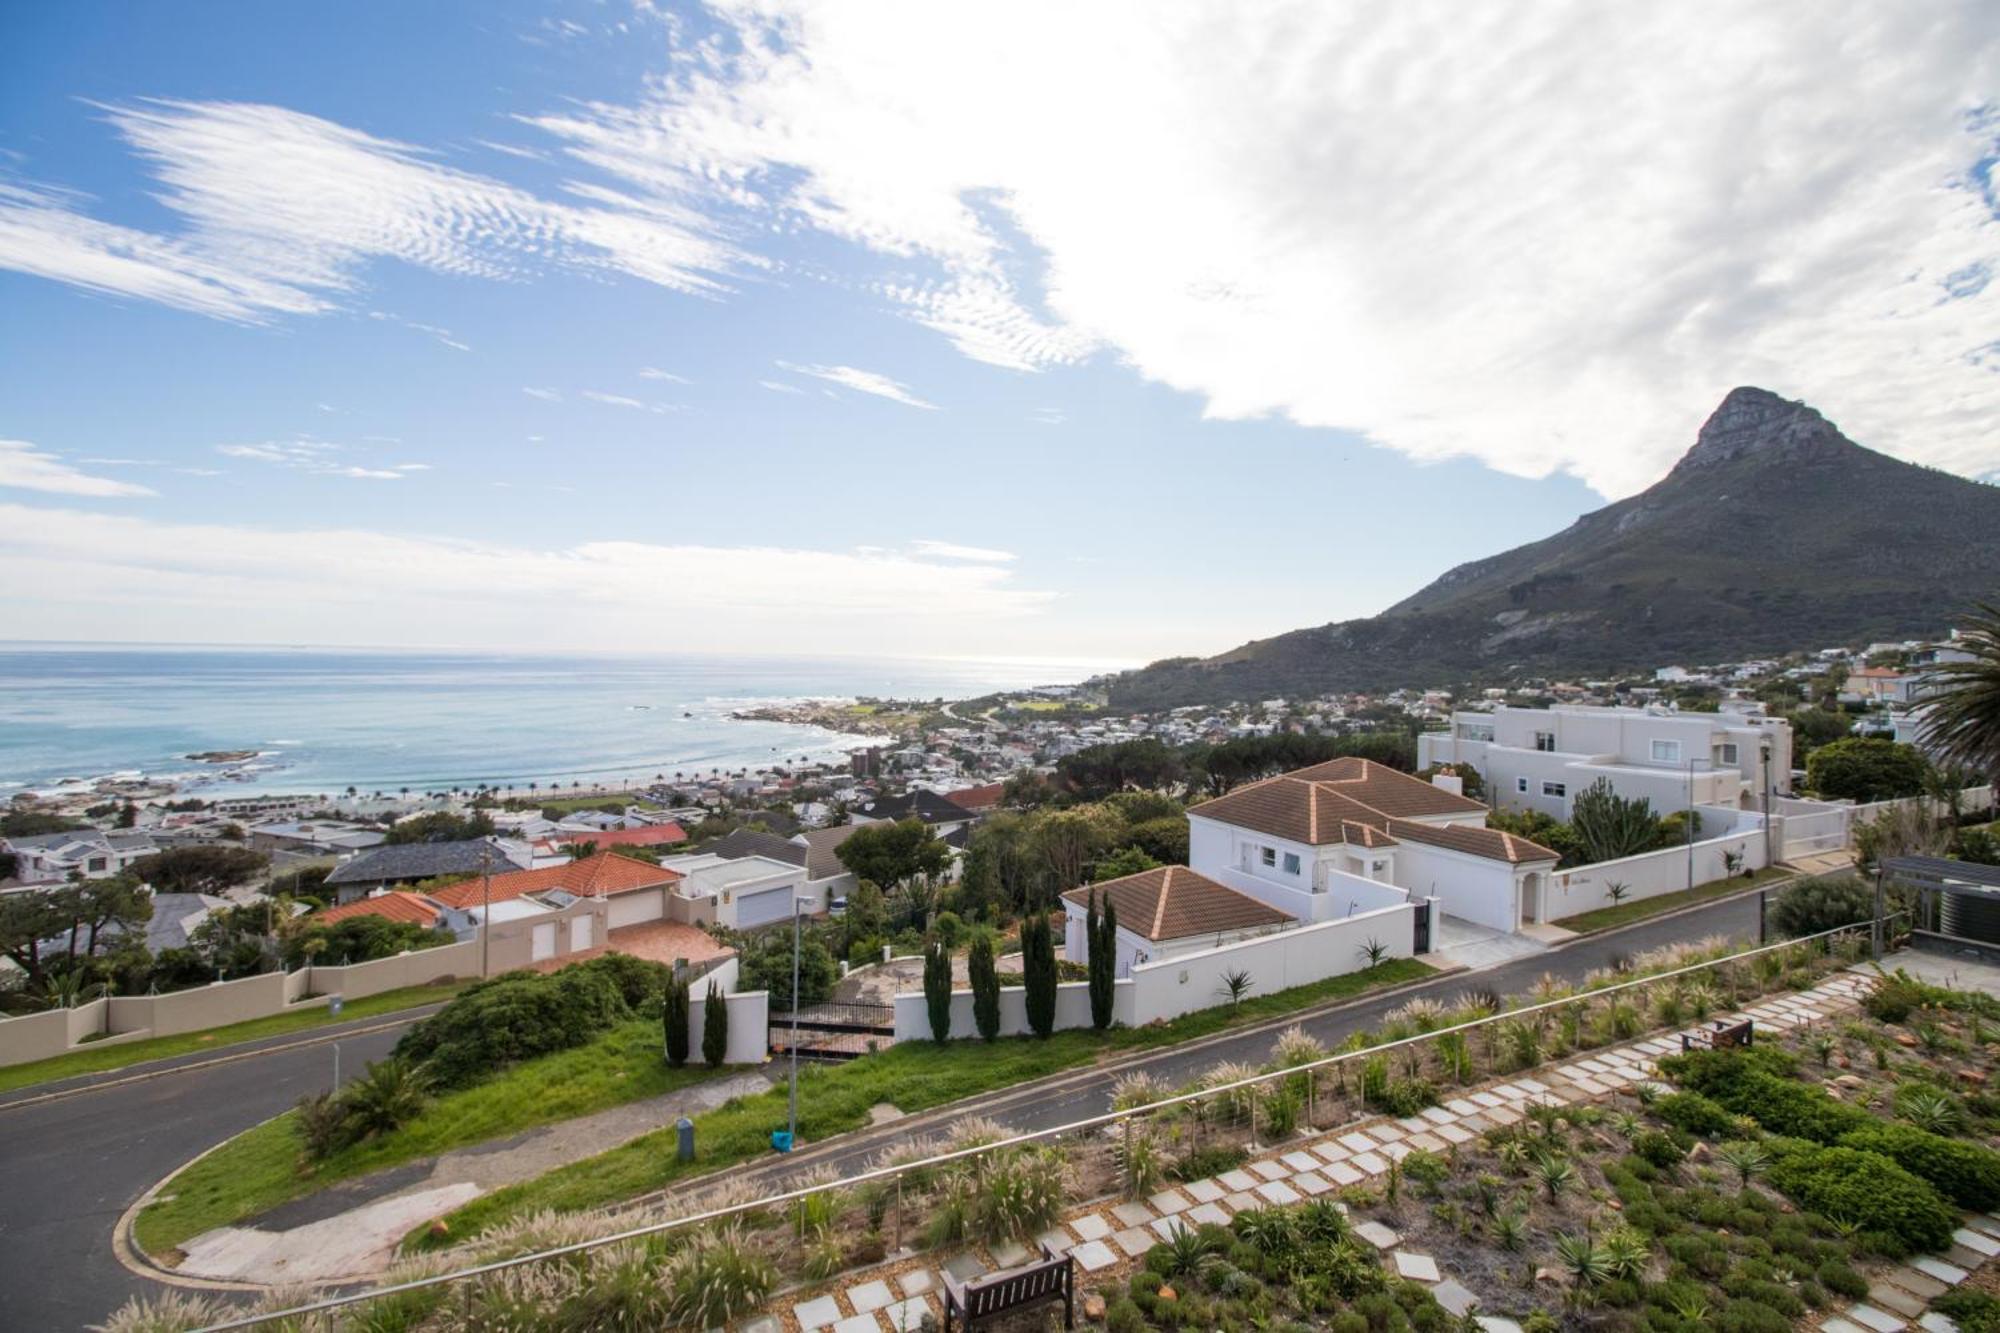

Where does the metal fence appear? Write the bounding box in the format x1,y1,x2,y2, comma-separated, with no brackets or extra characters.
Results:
189,915,1895,1332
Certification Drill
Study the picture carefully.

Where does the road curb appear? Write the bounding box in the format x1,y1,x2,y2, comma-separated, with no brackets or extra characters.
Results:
112,1108,297,1295
0,1009,442,1114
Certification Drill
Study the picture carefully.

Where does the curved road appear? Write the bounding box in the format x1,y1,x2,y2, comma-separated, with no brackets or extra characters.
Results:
0,893,1764,1330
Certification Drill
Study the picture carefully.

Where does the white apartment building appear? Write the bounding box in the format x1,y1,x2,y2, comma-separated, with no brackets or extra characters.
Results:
1417,703,1793,821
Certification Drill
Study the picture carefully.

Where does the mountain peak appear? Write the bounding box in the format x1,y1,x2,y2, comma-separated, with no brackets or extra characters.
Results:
1676,386,1849,471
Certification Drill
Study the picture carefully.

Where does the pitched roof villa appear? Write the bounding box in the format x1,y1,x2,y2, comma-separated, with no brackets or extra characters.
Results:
1062,866,1292,942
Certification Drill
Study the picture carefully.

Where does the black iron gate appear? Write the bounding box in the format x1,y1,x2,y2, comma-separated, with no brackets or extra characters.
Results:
1412,900,1431,954
769,1002,896,1062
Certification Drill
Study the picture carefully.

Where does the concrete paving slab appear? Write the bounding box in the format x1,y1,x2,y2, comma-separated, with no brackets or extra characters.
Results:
1255,1180,1302,1205
847,1279,894,1314
833,1313,881,1333
795,1296,843,1330
883,1298,930,1333
1148,1188,1191,1214
1188,1202,1232,1227
1294,1170,1332,1195
1914,1257,1969,1285
1432,1279,1479,1316
1070,1213,1112,1242
1847,1304,1908,1332
1073,1240,1118,1273
1353,1220,1400,1249
1393,1251,1440,1282
1112,1200,1156,1227
1114,1226,1156,1257
1249,1159,1288,1181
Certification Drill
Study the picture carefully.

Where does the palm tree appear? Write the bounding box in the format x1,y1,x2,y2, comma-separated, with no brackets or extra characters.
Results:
1920,602,2000,779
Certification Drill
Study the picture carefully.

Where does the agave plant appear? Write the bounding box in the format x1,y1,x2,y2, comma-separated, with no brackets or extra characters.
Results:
1528,1150,1578,1200
1714,1140,1770,1187
1895,1084,1966,1135
1490,1210,1529,1252
1601,1226,1650,1281
1554,1232,1613,1289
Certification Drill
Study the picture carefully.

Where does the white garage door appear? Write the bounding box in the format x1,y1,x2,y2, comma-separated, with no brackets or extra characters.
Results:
571,914,594,952
608,891,660,929
736,886,793,928
531,922,557,961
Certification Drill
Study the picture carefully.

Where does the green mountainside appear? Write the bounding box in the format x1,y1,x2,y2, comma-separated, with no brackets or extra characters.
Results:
1108,387,2000,709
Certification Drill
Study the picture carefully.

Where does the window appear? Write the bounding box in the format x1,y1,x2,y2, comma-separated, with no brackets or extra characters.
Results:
1716,742,1739,765
1650,739,1682,762
1459,722,1494,742
1260,846,1276,867
1542,781,1567,798
1533,731,1557,752
1282,852,1301,875
1516,776,1529,793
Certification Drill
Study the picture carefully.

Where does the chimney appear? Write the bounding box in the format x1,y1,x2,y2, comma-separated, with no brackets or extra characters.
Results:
1430,772,1464,797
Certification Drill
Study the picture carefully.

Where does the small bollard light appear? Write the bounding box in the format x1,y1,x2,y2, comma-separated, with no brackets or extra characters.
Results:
676,1117,696,1162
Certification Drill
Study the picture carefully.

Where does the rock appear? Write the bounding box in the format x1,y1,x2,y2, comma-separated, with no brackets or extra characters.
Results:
1083,1295,1106,1321
1960,1068,1988,1086
1686,1142,1711,1163
428,1220,450,1240
1535,1267,1564,1285
1157,1285,1177,1302
1895,1032,1920,1048
1835,1074,1865,1088
1607,1199,1623,1210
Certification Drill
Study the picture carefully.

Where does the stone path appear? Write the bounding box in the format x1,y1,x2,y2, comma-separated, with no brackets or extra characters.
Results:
764,968,1996,1333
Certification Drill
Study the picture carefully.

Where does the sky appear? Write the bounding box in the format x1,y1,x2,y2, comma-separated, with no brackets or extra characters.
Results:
1,1,1996,666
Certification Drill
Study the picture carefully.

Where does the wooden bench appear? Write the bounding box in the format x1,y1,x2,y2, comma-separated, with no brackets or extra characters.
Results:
942,1242,1073,1333
1680,1018,1755,1052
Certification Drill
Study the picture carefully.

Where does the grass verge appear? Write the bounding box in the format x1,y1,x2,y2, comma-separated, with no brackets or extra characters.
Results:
1552,864,1792,934
134,1017,729,1255
0,980,471,1096
422,957,1434,1246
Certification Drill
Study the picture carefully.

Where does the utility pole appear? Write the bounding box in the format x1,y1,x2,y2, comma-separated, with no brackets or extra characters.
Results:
479,846,492,977
786,899,802,1147
1761,738,1775,869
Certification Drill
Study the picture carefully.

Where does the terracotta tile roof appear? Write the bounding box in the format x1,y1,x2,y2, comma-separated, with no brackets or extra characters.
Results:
1342,821,1398,848
427,853,680,910
1062,866,1293,942
1188,759,1489,845
313,891,445,927
558,823,687,850
946,783,1006,813
1385,818,1559,864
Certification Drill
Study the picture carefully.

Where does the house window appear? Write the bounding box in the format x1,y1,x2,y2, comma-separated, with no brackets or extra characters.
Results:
1516,776,1529,793
1716,742,1739,765
1260,846,1276,867
1542,781,1567,798
1282,852,1301,875
1533,731,1556,752
1650,739,1682,762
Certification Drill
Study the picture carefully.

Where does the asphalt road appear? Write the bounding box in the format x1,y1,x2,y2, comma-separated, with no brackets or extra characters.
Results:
0,891,1763,1331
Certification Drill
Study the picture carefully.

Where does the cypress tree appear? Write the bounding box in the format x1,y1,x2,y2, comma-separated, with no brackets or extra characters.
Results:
701,979,727,1067
923,939,953,1043
1088,891,1116,1029
969,931,1001,1042
1023,912,1057,1038
663,974,690,1067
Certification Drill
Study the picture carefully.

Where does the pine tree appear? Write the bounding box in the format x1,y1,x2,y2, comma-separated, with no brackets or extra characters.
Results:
1023,912,1057,1038
701,980,727,1067
923,939,953,1043
969,930,1001,1042
1087,890,1116,1029
663,974,690,1067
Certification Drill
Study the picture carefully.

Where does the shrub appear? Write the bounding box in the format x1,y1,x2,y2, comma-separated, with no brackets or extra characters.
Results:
663,974,690,1067
1763,1141,1956,1255
968,931,1001,1042
1021,913,1057,1038
1633,1129,1688,1168
1652,1091,1740,1137
1766,875,1876,939
1172,1142,1248,1182
1815,1258,1869,1300
702,980,728,1067
339,1057,430,1140
1841,1123,2000,1210
1934,1289,2000,1333
395,955,664,1088
665,1228,776,1327
923,941,953,1043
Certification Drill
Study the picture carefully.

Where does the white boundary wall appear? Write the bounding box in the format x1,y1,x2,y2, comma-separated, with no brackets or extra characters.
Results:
1774,785,1993,860
1548,829,1767,919
687,983,769,1065
894,900,1415,1040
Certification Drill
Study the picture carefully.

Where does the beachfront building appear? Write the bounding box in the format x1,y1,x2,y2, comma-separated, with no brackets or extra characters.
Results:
1417,702,1793,820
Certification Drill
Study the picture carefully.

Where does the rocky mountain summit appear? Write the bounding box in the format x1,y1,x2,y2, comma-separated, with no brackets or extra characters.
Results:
1108,387,2000,709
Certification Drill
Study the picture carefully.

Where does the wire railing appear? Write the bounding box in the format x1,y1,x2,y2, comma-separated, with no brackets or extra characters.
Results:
188,913,1896,1331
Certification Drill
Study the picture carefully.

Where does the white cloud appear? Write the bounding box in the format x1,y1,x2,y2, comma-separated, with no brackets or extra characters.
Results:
582,390,647,409
0,440,156,498
776,361,938,410
0,99,740,323
758,379,803,394
639,366,691,383
0,502,1056,651
216,439,420,481
527,2,2000,495
911,539,1015,563
522,387,563,402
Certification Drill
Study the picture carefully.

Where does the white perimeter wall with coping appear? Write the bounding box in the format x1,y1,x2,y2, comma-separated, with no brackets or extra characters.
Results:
1547,827,1768,921
1392,842,1526,933
687,981,769,1065
896,903,1416,1040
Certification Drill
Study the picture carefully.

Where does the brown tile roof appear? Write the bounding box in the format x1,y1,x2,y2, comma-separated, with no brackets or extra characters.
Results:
1187,759,1490,845
946,783,1005,813
1385,818,1559,864
427,853,680,909
557,823,687,850
1061,866,1294,942
314,891,445,927
799,822,869,880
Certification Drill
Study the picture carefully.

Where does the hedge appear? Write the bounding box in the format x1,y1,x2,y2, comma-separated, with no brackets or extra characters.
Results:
1651,1091,1741,1138
1763,1141,1956,1256
1842,1123,2000,1211
395,954,669,1088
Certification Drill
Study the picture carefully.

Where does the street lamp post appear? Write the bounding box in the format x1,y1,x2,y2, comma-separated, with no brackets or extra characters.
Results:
786,900,802,1147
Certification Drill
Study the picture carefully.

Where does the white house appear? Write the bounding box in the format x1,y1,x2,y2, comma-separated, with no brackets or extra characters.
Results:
1416,703,1792,821
2,829,157,885
671,853,805,929
1061,865,1294,978
1185,757,1561,933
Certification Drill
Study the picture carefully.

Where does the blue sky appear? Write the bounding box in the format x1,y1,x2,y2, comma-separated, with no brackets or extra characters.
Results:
2,2,1995,664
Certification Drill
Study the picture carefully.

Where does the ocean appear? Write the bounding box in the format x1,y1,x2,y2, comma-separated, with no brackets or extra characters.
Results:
0,644,1124,798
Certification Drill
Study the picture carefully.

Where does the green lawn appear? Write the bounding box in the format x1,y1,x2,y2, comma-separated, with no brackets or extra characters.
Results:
0,980,471,1096
422,957,1434,1246
534,791,661,814
135,1017,731,1256
1552,865,1793,933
